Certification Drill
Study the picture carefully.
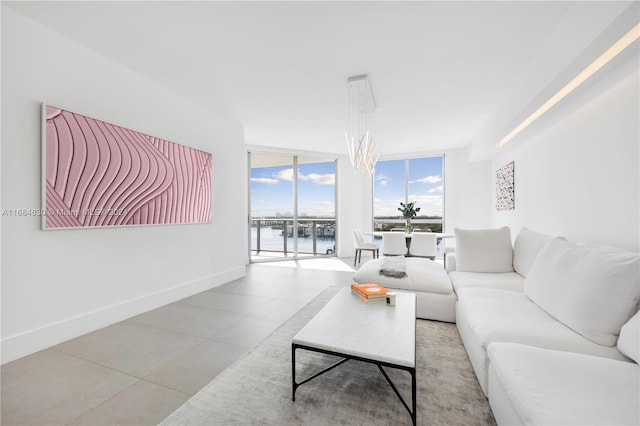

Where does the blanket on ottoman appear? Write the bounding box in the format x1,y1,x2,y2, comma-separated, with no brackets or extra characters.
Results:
379,256,408,278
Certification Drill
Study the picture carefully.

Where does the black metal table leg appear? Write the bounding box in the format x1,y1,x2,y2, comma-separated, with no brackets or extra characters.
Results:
292,343,416,424
292,344,297,401
411,368,417,426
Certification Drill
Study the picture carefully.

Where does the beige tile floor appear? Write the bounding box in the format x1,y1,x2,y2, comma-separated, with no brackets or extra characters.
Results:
1,257,360,426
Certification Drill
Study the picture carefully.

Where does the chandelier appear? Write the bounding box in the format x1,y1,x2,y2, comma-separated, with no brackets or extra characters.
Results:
345,75,378,175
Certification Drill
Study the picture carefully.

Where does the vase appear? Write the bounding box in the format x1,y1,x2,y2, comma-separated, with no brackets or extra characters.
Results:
405,218,413,234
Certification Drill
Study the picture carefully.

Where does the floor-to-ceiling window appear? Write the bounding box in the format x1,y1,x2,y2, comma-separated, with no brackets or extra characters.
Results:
249,152,336,262
373,155,445,252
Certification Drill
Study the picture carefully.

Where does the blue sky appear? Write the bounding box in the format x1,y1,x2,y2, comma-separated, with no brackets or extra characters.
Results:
250,156,443,218
250,161,335,217
374,156,443,217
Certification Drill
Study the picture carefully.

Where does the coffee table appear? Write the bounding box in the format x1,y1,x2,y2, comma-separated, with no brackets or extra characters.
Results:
292,287,417,425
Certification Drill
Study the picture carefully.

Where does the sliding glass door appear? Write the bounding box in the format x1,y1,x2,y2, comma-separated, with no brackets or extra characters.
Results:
249,152,336,262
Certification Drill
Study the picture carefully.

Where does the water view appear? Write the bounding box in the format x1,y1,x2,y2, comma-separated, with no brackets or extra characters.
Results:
251,226,336,255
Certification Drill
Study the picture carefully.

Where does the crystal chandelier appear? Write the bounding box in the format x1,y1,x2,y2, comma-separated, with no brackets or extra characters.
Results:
345,75,379,175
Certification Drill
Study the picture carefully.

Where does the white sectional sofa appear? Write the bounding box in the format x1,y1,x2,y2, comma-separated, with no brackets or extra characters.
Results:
446,227,558,293
448,227,640,425
488,320,639,426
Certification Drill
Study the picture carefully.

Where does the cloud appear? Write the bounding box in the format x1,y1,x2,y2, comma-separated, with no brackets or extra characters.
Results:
428,185,443,193
251,177,279,184
375,173,389,187
299,173,335,185
273,168,335,185
410,175,442,184
274,169,294,181
408,194,443,205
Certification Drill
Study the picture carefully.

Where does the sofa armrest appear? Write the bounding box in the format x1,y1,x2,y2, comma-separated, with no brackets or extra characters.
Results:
445,252,457,272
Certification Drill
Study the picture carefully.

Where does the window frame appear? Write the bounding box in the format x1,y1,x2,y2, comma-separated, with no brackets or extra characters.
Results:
247,149,338,263
371,154,445,233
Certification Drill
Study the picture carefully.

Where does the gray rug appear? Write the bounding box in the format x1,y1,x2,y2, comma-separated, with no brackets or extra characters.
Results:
161,287,495,426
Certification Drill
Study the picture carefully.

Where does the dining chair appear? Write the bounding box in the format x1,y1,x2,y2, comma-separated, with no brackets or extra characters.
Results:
408,232,437,260
352,230,379,266
381,232,407,256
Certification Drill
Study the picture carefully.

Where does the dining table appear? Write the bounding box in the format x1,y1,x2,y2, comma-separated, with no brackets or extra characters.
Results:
365,231,454,240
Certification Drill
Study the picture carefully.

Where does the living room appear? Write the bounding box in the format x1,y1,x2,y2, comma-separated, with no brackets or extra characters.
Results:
1,1,638,425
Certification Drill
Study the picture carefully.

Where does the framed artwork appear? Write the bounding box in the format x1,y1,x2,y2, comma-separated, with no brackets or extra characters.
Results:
496,161,515,211
42,104,212,229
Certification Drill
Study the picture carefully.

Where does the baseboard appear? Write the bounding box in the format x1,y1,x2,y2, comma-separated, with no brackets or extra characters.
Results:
0,266,246,364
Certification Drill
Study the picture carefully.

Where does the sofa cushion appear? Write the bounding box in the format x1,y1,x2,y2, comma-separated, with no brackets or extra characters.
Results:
618,311,639,363
512,228,559,277
488,342,639,426
455,287,629,395
449,271,524,293
456,288,629,359
525,238,640,346
454,227,514,273
352,257,452,294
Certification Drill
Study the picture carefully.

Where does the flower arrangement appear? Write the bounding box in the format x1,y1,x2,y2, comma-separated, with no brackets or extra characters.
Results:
398,202,420,234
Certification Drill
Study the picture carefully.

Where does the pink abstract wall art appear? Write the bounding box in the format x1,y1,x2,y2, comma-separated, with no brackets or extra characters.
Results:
43,105,212,229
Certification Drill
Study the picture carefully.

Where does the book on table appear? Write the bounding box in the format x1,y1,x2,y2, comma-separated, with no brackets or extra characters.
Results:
351,283,389,300
352,289,387,303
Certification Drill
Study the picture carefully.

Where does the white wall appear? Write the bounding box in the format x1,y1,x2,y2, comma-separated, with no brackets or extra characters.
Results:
336,154,372,258
1,7,247,363
491,44,639,251
444,149,492,234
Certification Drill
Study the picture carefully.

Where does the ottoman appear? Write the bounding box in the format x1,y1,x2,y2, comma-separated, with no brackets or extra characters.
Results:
352,257,456,322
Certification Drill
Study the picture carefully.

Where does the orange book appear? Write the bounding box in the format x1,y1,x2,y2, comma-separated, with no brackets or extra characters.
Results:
351,283,389,299
352,289,386,303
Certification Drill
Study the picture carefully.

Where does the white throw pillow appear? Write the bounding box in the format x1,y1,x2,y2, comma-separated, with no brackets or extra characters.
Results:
454,227,514,273
513,228,561,277
617,311,639,363
525,238,640,346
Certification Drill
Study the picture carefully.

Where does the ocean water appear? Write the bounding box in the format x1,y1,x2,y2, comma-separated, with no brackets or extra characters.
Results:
251,226,336,254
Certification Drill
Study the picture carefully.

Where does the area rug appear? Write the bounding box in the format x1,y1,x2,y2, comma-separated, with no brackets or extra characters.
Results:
161,286,495,426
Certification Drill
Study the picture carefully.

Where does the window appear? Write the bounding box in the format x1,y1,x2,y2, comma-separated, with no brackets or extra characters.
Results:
373,156,444,233
249,152,336,261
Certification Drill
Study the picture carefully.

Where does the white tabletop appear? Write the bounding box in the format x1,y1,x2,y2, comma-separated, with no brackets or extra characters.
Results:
293,288,416,367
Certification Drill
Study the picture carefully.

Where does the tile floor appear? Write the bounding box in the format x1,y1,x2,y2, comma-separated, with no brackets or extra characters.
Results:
1,257,360,426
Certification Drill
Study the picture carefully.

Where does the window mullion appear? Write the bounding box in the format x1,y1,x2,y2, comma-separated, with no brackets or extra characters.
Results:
293,155,298,257
405,158,409,204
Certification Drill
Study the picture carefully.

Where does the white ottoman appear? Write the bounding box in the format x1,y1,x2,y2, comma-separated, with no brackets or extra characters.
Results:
352,257,456,322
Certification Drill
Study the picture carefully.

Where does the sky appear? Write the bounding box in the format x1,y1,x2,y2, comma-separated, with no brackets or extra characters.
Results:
250,161,336,217
250,156,443,218
374,156,444,217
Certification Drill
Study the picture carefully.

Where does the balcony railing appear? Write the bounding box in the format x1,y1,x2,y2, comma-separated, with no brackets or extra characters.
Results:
373,218,446,257
250,218,336,257
373,218,443,233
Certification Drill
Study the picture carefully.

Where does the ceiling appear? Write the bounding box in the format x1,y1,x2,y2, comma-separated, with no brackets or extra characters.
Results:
6,1,637,161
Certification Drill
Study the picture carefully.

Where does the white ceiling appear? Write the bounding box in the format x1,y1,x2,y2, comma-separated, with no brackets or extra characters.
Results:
6,1,636,161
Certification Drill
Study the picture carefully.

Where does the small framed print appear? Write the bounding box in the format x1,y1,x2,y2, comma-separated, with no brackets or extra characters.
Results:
496,161,515,211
